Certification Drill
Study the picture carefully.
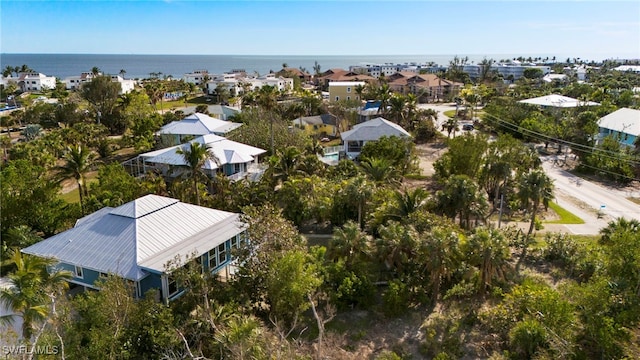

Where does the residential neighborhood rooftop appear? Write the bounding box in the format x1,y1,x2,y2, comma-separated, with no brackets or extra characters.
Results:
22,195,245,280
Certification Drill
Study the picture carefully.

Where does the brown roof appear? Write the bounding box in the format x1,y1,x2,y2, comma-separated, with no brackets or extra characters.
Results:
279,67,310,77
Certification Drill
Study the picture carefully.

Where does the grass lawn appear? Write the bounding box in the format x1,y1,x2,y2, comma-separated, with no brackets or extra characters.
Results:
60,189,80,204
443,110,456,118
546,201,585,224
627,197,640,205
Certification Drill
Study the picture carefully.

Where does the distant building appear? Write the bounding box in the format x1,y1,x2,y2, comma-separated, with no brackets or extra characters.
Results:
182,70,210,85
328,81,366,102
461,63,551,81
292,114,337,136
519,94,600,108
613,65,640,73
318,69,375,88
205,73,294,95
386,72,462,102
15,72,56,92
63,72,136,94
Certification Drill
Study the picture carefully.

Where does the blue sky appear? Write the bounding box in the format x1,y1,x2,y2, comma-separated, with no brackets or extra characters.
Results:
1,1,639,60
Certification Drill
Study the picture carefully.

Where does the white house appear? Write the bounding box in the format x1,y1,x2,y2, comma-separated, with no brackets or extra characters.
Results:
340,117,411,158
109,75,136,94
16,72,56,92
596,108,640,148
135,134,266,182
519,94,600,108
182,70,209,85
542,74,569,84
156,112,243,146
63,72,96,90
63,72,136,94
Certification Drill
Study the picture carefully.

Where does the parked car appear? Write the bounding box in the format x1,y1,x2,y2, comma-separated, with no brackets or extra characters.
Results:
462,124,474,131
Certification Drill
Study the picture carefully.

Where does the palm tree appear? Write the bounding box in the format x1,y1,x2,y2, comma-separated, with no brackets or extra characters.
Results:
516,169,554,270
360,157,400,186
422,226,462,302
345,175,372,229
444,117,459,138
377,221,419,274
466,227,510,294
388,94,406,125
517,169,554,237
269,146,303,184
0,249,71,342
257,85,279,154
56,145,96,215
327,221,372,268
91,66,101,76
119,69,126,79
176,141,219,206
376,84,392,116
599,218,640,244
386,188,429,222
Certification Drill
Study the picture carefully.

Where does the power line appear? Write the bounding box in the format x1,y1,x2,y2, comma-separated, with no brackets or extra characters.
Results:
482,112,640,166
481,112,640,181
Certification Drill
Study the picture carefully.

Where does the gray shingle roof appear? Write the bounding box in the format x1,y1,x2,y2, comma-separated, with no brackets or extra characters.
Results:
22,195,246,280
341,117,411,142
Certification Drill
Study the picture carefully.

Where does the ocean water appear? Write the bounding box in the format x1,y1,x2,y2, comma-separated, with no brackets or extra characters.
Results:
0,53,555,80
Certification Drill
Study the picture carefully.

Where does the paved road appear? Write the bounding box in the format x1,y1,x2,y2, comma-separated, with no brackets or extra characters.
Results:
416,103,640,235
542,157,640,223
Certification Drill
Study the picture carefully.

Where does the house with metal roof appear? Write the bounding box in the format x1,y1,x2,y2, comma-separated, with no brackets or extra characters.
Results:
596,108,640,148
157,112,243,146
22,195,247,304
519,94,600,108
127,134,266,182
340,117,411,159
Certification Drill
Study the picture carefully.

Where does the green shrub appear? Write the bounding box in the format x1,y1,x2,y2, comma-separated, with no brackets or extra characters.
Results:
382,279,410,316
509,319,548,359
375,350,402,360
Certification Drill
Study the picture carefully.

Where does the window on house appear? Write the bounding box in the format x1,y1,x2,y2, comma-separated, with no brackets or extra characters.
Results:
168,275,179,296
74,266,83,278
348,141,363,153
208,248,217,269
335,96,339,101
218,243,227,264
347,87,351,93
347,96,351,100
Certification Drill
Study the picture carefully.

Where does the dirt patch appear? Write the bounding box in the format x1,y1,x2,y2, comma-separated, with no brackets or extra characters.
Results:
414,141,447,178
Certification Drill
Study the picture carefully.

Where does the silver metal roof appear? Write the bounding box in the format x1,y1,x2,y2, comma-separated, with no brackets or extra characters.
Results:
140,134,266,170
22,195,245,280
341,117,411,142
597,108,640,137
157,112,242,135
519,94,600,108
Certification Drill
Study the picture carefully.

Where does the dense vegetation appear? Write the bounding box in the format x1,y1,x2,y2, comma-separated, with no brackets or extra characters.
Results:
1,60,640,359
